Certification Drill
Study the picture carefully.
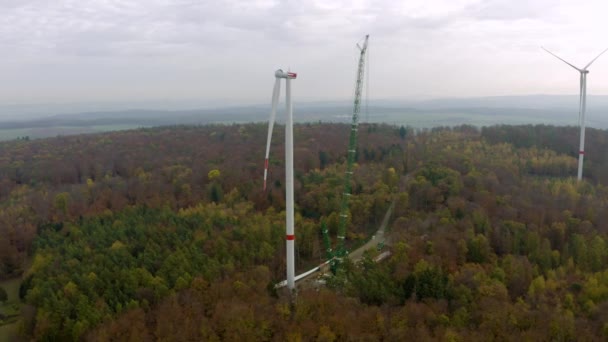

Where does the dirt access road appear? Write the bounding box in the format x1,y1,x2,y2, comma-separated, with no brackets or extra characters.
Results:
290,200,396,290
346,169,413,262
346,200,394,262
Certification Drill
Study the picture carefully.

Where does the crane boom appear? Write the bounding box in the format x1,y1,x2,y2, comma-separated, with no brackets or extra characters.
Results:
337,35,369,253
324,35,369,273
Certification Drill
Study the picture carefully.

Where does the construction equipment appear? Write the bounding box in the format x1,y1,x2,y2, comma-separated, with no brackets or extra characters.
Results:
323,35,369,273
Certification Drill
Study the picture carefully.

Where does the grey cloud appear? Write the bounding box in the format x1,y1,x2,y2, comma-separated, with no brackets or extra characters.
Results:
0,0,416,58
171,1,373,45
0,0,607,105
466,0,558,21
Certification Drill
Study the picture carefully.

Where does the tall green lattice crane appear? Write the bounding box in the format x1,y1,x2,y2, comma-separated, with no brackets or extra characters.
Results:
323,34,369,273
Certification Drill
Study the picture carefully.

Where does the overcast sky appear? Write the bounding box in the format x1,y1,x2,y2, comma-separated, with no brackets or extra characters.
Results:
1,0,607,107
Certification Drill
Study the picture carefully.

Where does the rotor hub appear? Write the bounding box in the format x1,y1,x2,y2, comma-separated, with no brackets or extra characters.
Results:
275,69,297,79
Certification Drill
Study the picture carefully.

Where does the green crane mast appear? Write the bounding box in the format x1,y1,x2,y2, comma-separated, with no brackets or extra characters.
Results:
323,34,369,273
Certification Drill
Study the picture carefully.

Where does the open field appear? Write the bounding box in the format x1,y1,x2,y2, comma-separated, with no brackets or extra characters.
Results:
0,109,604,142
1,95,608,141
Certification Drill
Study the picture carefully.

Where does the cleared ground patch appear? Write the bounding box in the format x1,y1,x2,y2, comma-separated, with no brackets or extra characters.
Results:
0,277,23,341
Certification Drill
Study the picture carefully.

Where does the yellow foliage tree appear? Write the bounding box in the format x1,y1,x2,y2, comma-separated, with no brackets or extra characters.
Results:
208,169,221,180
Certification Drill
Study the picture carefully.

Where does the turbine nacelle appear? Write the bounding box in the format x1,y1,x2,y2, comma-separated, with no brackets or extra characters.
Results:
275,69,297,79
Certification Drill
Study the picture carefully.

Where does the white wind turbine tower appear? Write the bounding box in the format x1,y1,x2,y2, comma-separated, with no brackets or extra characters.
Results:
542,46,608,181
264,69,298,291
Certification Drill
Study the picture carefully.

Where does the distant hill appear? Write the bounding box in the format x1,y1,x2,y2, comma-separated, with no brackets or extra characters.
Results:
0,95,607,140
399,94,608,110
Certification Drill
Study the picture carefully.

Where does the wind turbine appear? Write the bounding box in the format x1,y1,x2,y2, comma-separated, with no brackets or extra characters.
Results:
263,69,297,290
542,46,608,181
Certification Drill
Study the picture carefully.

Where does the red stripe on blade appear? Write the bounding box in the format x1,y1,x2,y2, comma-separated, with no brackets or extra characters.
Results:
286,234,295,240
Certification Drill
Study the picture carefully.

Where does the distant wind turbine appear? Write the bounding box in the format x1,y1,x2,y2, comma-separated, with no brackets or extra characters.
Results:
263,69,297,291
542,46,608,181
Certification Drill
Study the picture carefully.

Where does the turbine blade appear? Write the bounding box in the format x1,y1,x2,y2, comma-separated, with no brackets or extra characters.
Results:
541,47,582,72
264,77,281,191
583,47,608,70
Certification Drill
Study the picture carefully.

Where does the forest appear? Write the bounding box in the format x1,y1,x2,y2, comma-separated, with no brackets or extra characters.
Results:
1,122,608,340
